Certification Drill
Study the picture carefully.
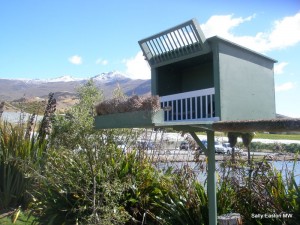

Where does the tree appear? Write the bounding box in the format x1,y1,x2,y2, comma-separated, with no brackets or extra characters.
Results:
50,79,102,149
34,81,142,224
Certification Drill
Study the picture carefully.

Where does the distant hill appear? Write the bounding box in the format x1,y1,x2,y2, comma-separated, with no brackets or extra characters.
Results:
0,71,151,112
0,71,151,100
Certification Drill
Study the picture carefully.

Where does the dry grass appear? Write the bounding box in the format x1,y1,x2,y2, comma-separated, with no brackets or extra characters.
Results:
96,95,161,116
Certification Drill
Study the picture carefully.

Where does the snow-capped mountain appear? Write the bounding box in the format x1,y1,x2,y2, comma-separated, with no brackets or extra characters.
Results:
8,71,130,84
91,71,129,83
8,75,84,84
0,71,151,102
47,75,85,83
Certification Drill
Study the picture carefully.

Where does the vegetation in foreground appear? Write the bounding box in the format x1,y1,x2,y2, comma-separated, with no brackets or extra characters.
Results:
0,80,299,225
0,210,35,225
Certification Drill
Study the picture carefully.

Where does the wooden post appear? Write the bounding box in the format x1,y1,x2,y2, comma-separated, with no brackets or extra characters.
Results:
189,130,217,225
207,130,217,225
189,131,207,155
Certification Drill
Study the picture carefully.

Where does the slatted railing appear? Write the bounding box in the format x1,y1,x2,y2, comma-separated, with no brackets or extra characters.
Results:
160,88,219,122
139,19,209,67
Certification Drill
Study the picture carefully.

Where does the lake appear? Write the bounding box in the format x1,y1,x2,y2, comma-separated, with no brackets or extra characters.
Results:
156,160,300,186
1,111,43,123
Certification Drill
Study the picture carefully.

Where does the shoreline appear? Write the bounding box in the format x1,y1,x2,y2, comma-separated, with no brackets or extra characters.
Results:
145,152,300,162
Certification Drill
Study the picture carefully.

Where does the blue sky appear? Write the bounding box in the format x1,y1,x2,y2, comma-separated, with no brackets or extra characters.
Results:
0,0,299,117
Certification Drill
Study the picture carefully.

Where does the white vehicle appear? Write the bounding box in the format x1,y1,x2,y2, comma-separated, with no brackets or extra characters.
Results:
222,143,243,154
214,142,226,154
197,140,226,154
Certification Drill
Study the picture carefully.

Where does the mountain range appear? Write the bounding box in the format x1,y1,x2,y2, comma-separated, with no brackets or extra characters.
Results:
0,71,151,111
0,71,151,100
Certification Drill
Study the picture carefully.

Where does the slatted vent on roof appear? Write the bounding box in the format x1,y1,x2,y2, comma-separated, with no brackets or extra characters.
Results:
139,19,209,67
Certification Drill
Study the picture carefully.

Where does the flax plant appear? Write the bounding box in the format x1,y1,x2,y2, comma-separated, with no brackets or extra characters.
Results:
154,165,209,225
0,121,47,210
264,160,300,225
0,93,54,211
219,158,300,225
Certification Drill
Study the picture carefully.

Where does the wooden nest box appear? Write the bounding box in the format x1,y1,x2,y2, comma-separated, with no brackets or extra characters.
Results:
95,19,277,129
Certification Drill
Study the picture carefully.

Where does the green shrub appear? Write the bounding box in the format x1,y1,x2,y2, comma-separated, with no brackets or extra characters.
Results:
30,143,175,225
0,121,47,210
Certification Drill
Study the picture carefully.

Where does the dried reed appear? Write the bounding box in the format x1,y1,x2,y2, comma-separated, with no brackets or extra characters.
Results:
38,93,57,139
96,95,161,116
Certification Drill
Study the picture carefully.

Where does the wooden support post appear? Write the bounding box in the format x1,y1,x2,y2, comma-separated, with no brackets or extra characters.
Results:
189,130,217,225
189,131,207,155
207,130,217,225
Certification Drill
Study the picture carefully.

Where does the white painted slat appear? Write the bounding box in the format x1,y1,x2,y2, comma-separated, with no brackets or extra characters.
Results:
176,100,179,121
160,88,215,102
167,101,170,121
195,97,198,119
210,94,213,118
190,98,192,119
200,96,203,119
185,99,188,120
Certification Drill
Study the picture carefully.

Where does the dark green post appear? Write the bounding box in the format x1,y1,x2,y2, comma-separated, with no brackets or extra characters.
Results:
207,130,217,225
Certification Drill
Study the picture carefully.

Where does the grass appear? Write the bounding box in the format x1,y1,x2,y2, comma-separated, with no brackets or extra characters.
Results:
253,132,300,140
211,132,300,141
0,211,35,225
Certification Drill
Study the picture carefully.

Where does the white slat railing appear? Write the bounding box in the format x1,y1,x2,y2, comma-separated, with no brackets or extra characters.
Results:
160,88,219,122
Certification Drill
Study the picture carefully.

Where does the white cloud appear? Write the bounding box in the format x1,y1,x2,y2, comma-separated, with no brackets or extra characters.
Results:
96,58,108,65
201,14,256,38
275,82,295,92
68,55,82,65
201,12,300,53
268,13,300,50
274,62,288,75
124,51,151,79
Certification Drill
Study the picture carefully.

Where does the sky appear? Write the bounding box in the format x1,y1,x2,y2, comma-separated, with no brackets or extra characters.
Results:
0,0,299,117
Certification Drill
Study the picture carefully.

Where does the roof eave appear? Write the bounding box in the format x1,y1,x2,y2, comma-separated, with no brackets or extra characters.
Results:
207,35,277,63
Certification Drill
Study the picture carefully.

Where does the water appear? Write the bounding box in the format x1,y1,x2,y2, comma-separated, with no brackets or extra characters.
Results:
272,160,300,184
1,111,42,123
156,160,300,186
